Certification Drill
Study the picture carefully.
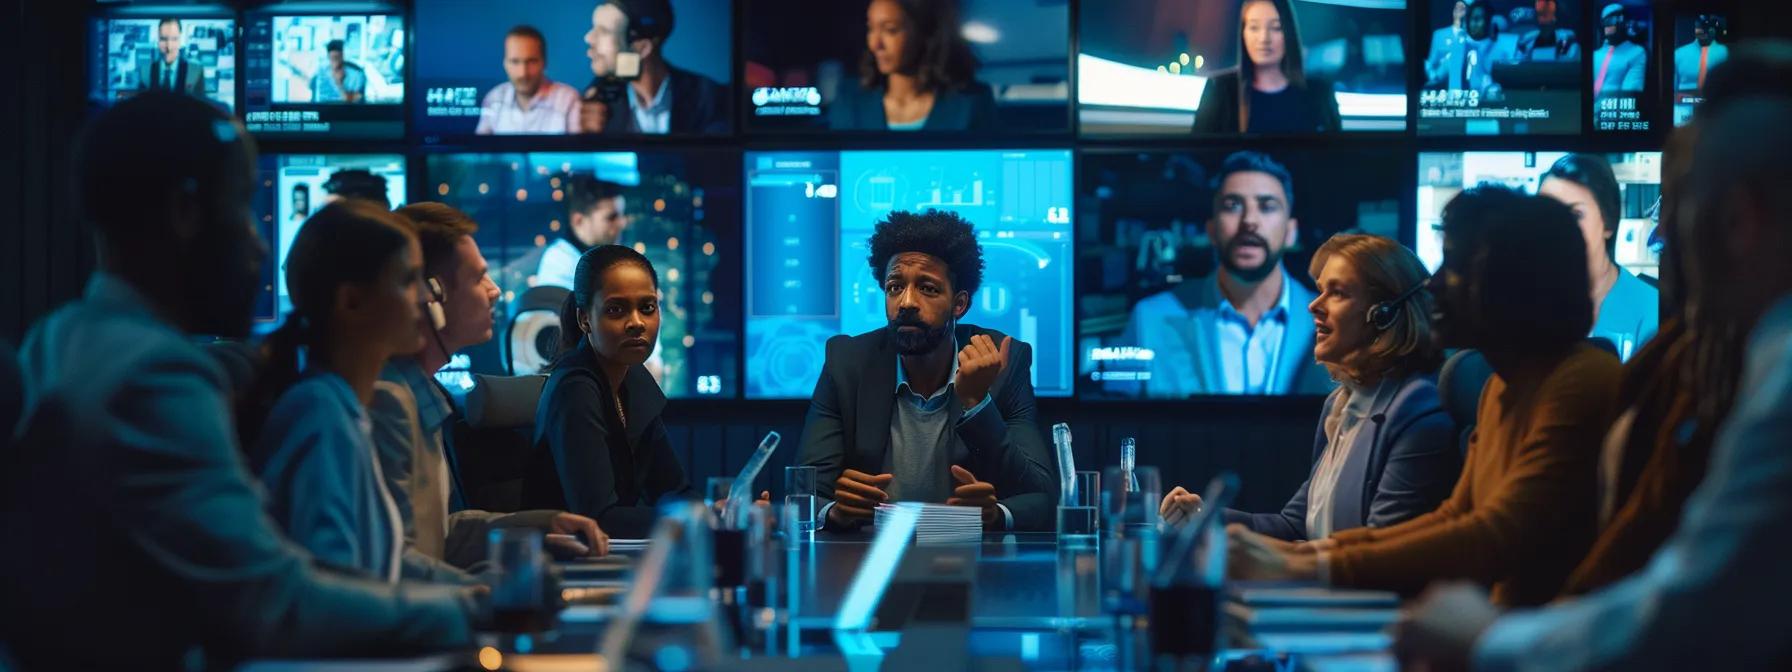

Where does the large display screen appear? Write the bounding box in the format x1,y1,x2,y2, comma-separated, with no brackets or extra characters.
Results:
88,5,236,114
1077,149,1406,399
744,149,1074,399
255,154,410,323
1417,151,1662,359
427,152,741,399
742,0,1071,134
1590,0,1656,132
1417,0,1584,135
1672,12,1728,126
243,2,406,139
412,0,733,138
1078,0,1409,135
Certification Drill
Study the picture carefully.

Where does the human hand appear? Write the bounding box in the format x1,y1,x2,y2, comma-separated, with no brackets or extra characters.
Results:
1160,486,1205,528
546,512,609,557
828,469,893,527
955,334,1012,411
1393,582,1499,672
948,465,1001,529
579,98,610,133
1227,525,1319,581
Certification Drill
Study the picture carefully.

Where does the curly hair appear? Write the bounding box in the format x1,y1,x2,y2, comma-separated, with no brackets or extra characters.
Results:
858,0,981,94
1440,184,1593,354
865,209,984,298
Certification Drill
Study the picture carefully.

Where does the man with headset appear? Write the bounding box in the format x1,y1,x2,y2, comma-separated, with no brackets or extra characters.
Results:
578,0,729,134
368,202,609,580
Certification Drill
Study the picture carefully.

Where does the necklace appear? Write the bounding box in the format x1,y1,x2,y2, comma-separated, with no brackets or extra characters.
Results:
613,392,628,430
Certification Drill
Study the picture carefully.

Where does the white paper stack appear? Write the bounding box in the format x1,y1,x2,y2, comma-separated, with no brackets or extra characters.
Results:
875,503,982,544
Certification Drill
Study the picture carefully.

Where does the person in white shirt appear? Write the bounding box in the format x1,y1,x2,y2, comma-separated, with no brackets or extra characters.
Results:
531,174,666,379
476,25,582,135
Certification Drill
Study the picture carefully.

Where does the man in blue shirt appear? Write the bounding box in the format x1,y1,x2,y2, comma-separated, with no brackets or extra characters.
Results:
798,211,1056,532
311,39,367,103
1108,151,1330,397
0,92,486,669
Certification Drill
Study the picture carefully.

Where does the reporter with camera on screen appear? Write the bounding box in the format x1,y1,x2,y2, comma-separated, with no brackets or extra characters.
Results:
1162,234,1459,542
579,0,728,134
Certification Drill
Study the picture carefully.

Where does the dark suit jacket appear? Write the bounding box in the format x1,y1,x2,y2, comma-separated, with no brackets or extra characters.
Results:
525,342,694,538
1224,373,1459,541
1191,70,1341,134
828,81,999,131
140,56,204,94
597,63,730,134
797,324,1057,531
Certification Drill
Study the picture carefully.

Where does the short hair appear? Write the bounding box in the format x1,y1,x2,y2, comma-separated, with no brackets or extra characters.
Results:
322,169,389,208
325,39,345,53
559,245,659,351
1212,150,1295,209
506,24,547,58
159,18,181,32
1540,154,1622,259
857,0,982,94
865,210,985,298
395,202,480,283
73,91,253,243
1464,0,1495,38
1439,185,1593,353
609,0,675,43
565,173,625,216
1308,234,1442,382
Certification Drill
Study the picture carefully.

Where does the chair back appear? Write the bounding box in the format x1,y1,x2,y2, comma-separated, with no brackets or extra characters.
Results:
452,373,548,512
1437,349,1494,457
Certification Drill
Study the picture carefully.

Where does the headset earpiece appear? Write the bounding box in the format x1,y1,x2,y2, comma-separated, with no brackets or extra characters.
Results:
425,278,447,331
1366,280,1429,332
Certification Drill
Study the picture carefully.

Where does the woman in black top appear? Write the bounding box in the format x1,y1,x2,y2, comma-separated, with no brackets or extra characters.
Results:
525,245,693,538
1192,0,1341,134
829,0,998,132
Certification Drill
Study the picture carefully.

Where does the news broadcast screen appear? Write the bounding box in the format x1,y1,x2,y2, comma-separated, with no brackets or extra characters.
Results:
744,149,1074,399
242,3,405,139
1590,0,1656,132
1077,149,1405,399
1417,151,1662,359
1078,0,1409,135
255,154,409,324
1417,0,1583,135
1673,13,1728,126
412,0,734,138
426,152,741,399
88,6,236,114
742,0,1071,134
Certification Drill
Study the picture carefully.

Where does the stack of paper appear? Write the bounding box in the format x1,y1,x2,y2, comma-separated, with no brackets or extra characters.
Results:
875,503,982,544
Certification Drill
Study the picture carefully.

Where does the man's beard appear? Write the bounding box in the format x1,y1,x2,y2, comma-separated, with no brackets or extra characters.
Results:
1218,232,1283,283
889,312,952,356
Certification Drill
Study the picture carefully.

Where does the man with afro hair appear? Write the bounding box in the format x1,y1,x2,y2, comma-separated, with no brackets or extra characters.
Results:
797,210,1056,532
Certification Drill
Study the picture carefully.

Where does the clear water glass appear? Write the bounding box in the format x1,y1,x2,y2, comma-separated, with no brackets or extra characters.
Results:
487,528,548,633
784,466,817,543
1102,465,1161,537
1057,470,1100,547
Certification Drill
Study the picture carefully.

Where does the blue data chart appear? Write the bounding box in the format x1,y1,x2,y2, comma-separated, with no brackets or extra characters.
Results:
745,149,1074,399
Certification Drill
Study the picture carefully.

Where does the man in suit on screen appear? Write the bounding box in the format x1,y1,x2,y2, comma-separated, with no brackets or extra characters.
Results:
138,18,204,94
798,210,1056,533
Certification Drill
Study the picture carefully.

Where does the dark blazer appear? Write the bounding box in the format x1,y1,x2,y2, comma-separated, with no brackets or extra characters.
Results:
597,63,730,135
797,324,1057,531
525,342,694,538
1191,70,1341,134
139,55,204,94
828,80,999,131
1224,373,1460,541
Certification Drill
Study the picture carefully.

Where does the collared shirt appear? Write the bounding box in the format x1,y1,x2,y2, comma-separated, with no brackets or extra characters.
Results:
1215,272,1293,395
536,237,583,291
476,80,582,135
1306,380,1380,539
380,357,458,516
627,75,672,134
161,58,178,90
1592,268,1661,362
311,64,367,102
1472,292,1792,671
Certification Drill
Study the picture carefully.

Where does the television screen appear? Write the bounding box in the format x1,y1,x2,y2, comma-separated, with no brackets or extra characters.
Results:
1672,12,1729,126
243,2,405,139
742,0,1071,134
412,0,733,138
744,149,1074,399
1416,0,1584,135
1590,0,1656,132
1417,151,1662,359
255,154,409,324
426,152,741,399
88,5,236,114
1077,149,1406,399
1078,0,1409,135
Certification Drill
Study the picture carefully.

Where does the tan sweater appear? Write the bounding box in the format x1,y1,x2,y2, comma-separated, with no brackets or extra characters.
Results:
1326,344,1622,606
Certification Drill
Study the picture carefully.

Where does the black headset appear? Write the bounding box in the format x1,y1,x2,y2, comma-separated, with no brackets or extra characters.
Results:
1366,280,1428,331
422,277,452,362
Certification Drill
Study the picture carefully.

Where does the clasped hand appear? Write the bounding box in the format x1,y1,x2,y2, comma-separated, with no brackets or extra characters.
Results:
827,466,1003,530
1225,524,1328,581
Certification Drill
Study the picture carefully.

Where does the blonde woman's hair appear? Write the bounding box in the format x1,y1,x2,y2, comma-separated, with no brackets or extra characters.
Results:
1307,234,1442,385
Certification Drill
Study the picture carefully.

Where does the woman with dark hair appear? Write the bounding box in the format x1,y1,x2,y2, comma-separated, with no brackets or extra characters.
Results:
524,245,696,537
1162,235,1459,540
829,0,997,131
1192,0,1341,134
242,201,428,583
1538,153,1661,359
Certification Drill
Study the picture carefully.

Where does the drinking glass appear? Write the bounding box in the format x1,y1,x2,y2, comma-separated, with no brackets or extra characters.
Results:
487,528,549,633
1102,465,1161,537
784,466,817,543
1057,470,1100,547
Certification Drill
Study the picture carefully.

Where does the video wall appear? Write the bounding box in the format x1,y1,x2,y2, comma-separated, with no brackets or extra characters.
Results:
115,0,1697,399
